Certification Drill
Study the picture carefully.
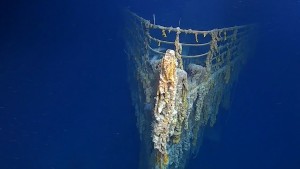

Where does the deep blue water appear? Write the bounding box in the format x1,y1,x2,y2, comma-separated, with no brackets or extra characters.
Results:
0,0,299,169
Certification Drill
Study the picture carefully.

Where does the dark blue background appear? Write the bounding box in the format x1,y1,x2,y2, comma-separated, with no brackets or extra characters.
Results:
0,0,299,169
